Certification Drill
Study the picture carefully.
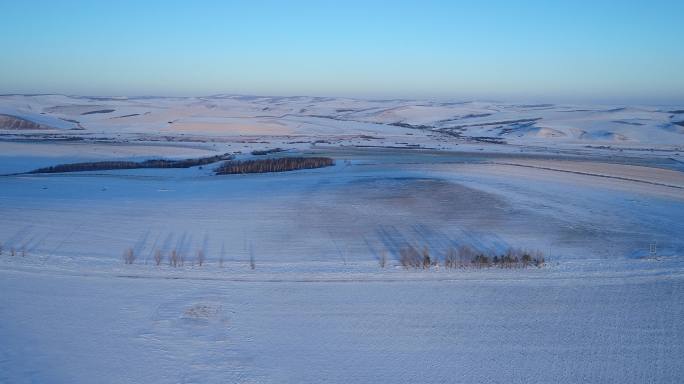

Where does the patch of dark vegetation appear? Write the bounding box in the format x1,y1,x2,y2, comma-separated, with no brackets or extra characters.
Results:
668,110,684,114
389,122,434,130
353,144,423,149
435,101,472,106
517,103,554,108
308,114,347,121
450,117,542,130
498,121,538,135
398,245,545,269
434,127,464,138
81,109,115,115
251,147,284,155
613,120,644,126
215,157,334,175
112,113,141,119
0,93,58,97
583,145,683,154
78,96,129,101
469,136,507,144
460,113,492,119
0,133,86,141
673,121,684,127
27,153,233,174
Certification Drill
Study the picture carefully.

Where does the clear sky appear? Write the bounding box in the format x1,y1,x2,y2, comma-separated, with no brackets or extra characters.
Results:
1,0,683,104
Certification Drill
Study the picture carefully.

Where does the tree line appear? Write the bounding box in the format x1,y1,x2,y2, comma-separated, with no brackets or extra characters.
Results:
215,157,334,175
28,153,233,174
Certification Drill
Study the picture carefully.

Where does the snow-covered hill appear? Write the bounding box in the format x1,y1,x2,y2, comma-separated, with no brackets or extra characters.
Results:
1,94,682,149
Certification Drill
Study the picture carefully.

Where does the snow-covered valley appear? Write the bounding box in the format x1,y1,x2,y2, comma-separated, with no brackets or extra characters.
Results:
1,94,683,383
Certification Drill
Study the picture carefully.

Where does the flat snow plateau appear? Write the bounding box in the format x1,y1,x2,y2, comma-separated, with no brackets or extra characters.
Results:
1,95,684,383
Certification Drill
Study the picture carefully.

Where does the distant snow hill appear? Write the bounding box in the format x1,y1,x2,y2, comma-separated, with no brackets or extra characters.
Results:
0,94,682,147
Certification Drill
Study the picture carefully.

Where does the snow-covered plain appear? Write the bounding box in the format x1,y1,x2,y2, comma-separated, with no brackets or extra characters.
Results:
1,94,684,383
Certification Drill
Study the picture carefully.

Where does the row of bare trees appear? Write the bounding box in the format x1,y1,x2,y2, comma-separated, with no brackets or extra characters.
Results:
124,244,544,270
123,247,249,269
215,157,334,174
398,246,435,269
0,242,27,257
27,154,333,176
6,239,540,271
389,245,545,269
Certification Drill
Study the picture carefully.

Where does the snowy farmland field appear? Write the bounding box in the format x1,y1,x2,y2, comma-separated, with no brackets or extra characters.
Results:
1,94,684,383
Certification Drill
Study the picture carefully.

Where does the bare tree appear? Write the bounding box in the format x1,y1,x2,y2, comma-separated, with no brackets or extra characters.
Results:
169,249,179,267
458,245,476,268
123,247,135,264
196,249,205,267
10,247,15,257
532,249,545,267
444,247,458,269
0,242,3,256
472,253,490,268
378,250,387,268
154,249,163,266
422,246,431,269
399,245,422,269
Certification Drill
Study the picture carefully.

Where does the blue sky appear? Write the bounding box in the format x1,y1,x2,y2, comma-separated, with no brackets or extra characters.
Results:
1,0,683,103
